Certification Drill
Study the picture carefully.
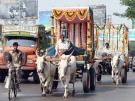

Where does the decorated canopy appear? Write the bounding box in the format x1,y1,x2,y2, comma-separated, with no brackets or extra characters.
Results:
94,24,128,53
52,7,88,23
50,7,94,53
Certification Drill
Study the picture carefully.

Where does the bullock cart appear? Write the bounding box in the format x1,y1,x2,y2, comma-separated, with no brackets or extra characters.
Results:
45,7,96,93
94,24,129,83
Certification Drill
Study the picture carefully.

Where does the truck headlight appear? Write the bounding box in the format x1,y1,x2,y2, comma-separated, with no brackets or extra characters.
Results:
0,47,3,53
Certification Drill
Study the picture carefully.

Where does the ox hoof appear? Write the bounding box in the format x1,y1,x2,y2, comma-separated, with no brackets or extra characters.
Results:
63,93,69,98
116,84,119,87
63,95,68,98
116,82,119,86
46,89,49,94
42,93,46,97
46,90,52,94
112,80,116,84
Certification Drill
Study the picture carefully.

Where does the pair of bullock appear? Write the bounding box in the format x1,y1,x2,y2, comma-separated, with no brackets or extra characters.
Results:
36,51,76,98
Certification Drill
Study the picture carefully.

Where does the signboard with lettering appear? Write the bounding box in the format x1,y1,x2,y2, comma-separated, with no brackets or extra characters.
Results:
0,0,38,19
2,25,38,33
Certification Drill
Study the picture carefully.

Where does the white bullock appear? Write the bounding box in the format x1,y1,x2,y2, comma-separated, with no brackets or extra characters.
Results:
111,53,125,85
36,55,56,96
58,54,76,98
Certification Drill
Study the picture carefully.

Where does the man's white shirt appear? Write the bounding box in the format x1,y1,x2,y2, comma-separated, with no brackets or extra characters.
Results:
102,47,112,55
55,39,70,51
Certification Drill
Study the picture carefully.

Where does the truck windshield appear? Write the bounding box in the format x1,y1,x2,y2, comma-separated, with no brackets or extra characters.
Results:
6,37,36,47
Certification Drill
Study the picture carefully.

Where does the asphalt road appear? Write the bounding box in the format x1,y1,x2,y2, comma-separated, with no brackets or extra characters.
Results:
1,70,135,101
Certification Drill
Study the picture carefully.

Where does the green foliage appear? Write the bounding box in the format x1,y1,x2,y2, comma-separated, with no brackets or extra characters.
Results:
37,25,51,50
114,0,135,18
125,7,135,18
120,0,135,6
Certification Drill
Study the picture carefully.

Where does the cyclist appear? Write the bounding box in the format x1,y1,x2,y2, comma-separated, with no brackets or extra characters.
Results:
7,42,22,92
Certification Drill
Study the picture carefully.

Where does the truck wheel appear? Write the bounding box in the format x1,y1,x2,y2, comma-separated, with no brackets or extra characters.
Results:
89,67,96,91
0,69,8,82
33,71,40,84
82,70,90,93
21,71,29,81
0,76,6,82
121,68,127,83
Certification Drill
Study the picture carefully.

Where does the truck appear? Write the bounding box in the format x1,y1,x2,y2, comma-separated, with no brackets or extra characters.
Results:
0,25,50,83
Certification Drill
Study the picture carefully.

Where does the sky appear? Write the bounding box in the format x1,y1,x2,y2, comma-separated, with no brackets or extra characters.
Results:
38,0,132,28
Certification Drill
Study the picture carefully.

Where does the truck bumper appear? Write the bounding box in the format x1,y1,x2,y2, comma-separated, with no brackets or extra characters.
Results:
0,65,36,71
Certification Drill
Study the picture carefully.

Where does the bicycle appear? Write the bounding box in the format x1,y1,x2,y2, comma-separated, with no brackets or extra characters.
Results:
8,67,18,100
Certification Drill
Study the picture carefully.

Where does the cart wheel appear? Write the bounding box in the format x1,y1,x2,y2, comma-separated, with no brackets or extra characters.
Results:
121,67,127,83
0,75,6,83
97,74,102,82
97,64,102,82
82,70,90,93
89,67,96,91
107,63,112,75
52,68,59,89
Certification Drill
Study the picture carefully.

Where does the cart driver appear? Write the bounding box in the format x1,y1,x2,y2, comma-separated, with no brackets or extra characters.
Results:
102,42,112,57
55,34,70,57
7,42,22,92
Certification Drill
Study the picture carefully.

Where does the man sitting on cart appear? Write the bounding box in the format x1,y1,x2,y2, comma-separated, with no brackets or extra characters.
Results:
102,42,112,56
101,42,112,74
45,34,86,61
55,34,86,57
55,34,71,57
44,34,71,61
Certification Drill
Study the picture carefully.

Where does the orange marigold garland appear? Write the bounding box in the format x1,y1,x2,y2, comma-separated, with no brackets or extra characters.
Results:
64,11,76,21
52,9,64,20
77,9,88,20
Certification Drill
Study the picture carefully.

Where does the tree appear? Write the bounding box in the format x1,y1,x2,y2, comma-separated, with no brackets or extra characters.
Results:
38,25,48,50
114,0,135,18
